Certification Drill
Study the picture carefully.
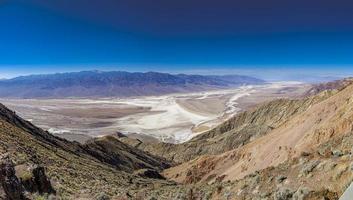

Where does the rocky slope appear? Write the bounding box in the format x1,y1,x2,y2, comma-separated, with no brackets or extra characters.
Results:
148,132,353,200
0,103,171,173
128,78,353,200
161,79,353,196
0,103,174,199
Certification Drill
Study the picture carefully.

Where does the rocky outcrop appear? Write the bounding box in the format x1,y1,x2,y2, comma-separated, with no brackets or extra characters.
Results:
0,155,55,200
0,156,26,200
19,165,55,195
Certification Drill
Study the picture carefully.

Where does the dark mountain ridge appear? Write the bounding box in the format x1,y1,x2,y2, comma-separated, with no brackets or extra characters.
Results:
0,71,265,98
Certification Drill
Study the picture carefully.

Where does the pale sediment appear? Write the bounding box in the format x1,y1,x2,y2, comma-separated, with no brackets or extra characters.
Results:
0,82,309,143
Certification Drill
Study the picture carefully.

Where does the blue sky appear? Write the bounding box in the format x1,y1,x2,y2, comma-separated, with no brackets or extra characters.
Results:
1,0,353,80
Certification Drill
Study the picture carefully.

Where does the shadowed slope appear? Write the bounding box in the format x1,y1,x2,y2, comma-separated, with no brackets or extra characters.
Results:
0,103,173,198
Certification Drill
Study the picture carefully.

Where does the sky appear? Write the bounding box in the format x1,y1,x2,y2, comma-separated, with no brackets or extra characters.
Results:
1,0,353,80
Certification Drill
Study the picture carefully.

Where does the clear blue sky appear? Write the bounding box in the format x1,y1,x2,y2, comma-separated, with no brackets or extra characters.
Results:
1,0,353,79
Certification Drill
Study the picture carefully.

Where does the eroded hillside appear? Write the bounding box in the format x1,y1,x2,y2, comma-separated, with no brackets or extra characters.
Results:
0,103,174,199
159,79,353,199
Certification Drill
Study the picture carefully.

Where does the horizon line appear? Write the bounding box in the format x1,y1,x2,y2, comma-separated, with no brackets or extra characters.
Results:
0,68,351,83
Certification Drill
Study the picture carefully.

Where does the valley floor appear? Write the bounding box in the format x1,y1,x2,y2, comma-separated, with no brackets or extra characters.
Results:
1,82,309,143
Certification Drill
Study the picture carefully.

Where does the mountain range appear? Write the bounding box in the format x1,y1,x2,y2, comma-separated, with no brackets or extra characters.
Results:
0,71,265,98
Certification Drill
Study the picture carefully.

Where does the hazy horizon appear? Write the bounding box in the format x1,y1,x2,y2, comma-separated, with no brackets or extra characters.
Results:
1,0,353,82
0,66,351,83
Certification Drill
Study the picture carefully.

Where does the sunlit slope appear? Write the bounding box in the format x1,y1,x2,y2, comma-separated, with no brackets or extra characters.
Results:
164,81,353,183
